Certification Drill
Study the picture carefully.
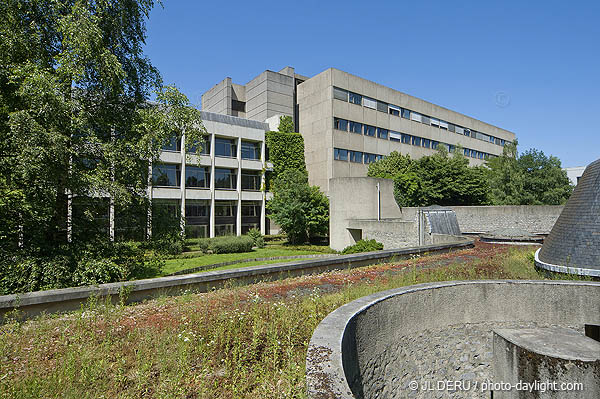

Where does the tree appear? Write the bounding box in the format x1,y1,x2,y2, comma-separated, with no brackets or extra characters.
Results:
0,0,205,251
277,115,294,133
367,151,412,179
266,169,329,244
265,116,306,187
486,140,573,205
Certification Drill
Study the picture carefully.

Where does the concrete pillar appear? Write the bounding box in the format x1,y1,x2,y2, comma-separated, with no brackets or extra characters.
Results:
66,191,72,243
209,133,215,238
260,140,266,235
109,196,115,242
236,137,242,236
146,161,153,240
180,133,186,237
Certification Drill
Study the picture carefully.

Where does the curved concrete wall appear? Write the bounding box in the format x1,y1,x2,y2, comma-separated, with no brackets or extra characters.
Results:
306,280,600,399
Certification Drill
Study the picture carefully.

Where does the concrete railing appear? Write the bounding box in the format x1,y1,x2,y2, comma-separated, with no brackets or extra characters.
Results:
306,280,600,399
0,239,473,321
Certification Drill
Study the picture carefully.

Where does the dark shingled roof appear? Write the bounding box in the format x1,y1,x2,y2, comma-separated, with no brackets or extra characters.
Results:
538,158,600,270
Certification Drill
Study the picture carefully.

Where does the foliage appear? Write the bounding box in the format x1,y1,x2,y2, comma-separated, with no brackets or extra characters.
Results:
246,228,265,249
277,115,294,133
266,169,329,244
486,141,573,205
368,150,491,207
191,236,254,255
341,239,384,254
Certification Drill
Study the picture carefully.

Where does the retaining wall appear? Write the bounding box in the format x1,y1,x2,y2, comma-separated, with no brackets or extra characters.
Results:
306,280,600,399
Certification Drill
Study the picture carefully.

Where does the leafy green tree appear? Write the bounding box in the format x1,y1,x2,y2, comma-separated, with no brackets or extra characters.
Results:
486,140,573,205
277,115,295,133
367,151,413,179
266,169,329,244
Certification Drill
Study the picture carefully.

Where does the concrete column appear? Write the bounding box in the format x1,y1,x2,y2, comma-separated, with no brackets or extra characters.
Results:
146,161,153,239
260,140,266,235
180,133,186,237
66,191,72,243
236,136,242,236
109,197,115,242
209,133,215,238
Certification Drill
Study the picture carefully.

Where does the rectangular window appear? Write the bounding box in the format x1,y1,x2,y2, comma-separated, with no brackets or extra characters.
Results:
186,200,209,218
402,133,411,144
215,137,237,157
389,131,402,142
402,108,411,119
349,121,363,134
333,87,349,101
432,141,439,149
232,99,245,112
448,144,455,153
214,201,236,217
421,116,430,125
447,123,455,132
430,118,440,128
463,129,471,137
376,101,388,113
215,224,235,236
364,153,377,164
241,201,261,217
241,171,261,190
189,135,210,155
364,124,376,137
350,151,363,163
334,117,348,131
152,164,180,186
185,166,210,188
162,136,181,152
389,105,401,116
349,92,362,105
455,126,464,135
411,136,421,146
410,112,422,123
464,148,470,156
241,141,261,160
363,97,377,109
439,120,448,130
470,149,477,158
334,148,348,161
214,168,237,189
185,224,208,239
422,139,431,148
377,128,388,140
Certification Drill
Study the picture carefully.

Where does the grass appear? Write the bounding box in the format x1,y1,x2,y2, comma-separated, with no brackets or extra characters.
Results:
203,258,314,272
0,242,586,399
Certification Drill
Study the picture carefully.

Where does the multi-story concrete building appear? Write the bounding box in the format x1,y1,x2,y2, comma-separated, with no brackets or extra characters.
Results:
203,67,517,193
150,111,270,238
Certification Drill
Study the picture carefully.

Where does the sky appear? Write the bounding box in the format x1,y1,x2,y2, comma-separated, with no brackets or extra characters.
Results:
144,0,600,168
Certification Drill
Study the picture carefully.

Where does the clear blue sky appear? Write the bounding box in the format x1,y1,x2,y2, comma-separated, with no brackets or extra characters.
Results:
144,0,599,167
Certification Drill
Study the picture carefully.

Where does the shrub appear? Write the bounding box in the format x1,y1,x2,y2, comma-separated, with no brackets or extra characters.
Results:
141,232,184,255
193,236,254,255
341,239,384,255
255,236,265,249
247,228,265,248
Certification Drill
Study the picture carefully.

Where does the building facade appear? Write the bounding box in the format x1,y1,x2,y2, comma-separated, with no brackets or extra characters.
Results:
150,111,270,238
203,67,517,193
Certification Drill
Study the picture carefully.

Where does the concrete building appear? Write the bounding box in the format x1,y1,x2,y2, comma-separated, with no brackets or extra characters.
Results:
150,111,271,238
564,166,585,185
203,67,516,192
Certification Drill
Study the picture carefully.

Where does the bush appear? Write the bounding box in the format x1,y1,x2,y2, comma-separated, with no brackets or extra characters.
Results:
341,239,384,255
193,236,254,255
141,232,184,255
247,228,265,248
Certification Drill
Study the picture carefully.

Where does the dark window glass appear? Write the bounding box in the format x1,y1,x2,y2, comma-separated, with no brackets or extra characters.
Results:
389,108,400,116
186,201,209,217
334,148,348,161
448,145,455,153
241,141,260,160
364,125,376,137
215,137,237,157
152,164,180,186
241,201,261,217
440,121,448,130
334,117,348,131
214,168,237,189
377,101,388,113
232,99,245,112
421,116,430,125
422,139,431,148
464,148,470,156
349,121,362,134
215,224,235,236
402,133,411,144
464,129,471,137
162,136,181,152
333,87,348,101
350,151,363,163
189,136,210,155
364,153,377,164
402,109,411,119
186,166,210,188
432,141,439,149
349,92,362,105
412,136,421,146
215,201,236,217
241,171,261,190
448,123,455,133
377,128,388,140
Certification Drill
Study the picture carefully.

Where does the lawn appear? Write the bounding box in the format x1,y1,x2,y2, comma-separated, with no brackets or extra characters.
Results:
0,242,582,399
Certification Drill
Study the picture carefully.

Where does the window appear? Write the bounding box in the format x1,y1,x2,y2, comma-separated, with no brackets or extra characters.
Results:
349,121,363,134
364,124,376,137
422,139,431,148
333,87,348,101
215,137,237,157
430,118,440,128
214,168,237,189
189,136,210,155
455,126,464,135
389,131,402,142
334,117,348,131
232,99,245,112
241,171,261,190
389,105,401,116
410,112,422,123
334,148,348,161
215,224,235,236
439,120,448,130
186,166,210,188
241,141,260,160
215,201,236,217
447,123,455,133
363,97,377,109
350,151,363,163
376,101,388,113
432,141,439,149
401,133,411,144
162,136,181,152
241,201,261,217
186,200,209,218
152,164,180,186
412,136,421,146
421,116,430,125
364,153,377,164
377,128,388,140
448,144,456,153
463,129,471,137
185,224,208,238
402,108,411,119
349,92,362,105
464,148,470,156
